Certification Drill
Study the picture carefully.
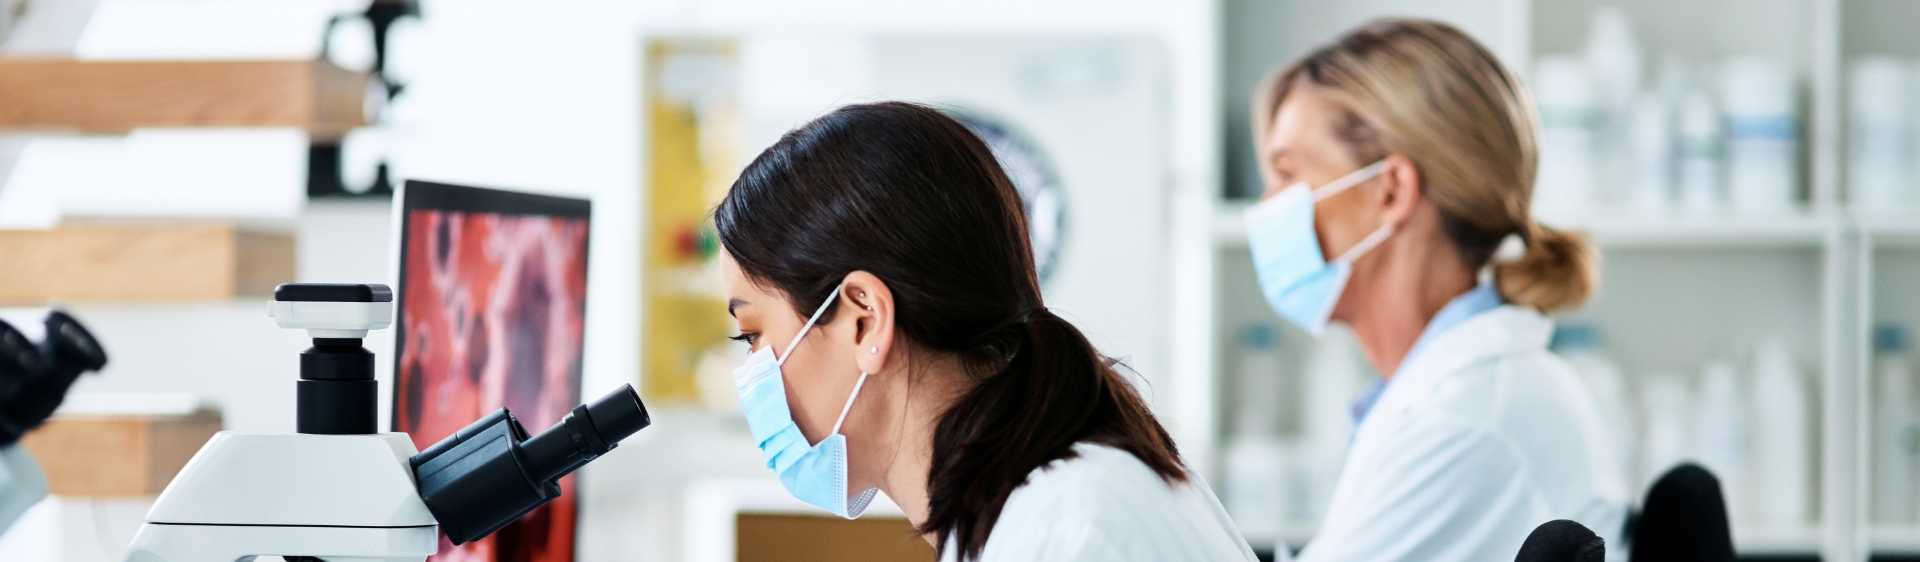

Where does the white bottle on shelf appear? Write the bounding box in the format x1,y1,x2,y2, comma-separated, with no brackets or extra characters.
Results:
1694,359,1747,520
1678,89,1725,216
1748,337,1811,528
1874,324,1918,524
1639,371,1694,491
1534,56,1601,221
1224,323,1287,527
1629,92,1675,215
1583,7,1641,207
1552,324,1636,486
1721,57,1800,216
1850,58,1910,213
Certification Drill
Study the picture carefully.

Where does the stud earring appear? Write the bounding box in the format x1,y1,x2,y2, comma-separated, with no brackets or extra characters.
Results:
870,347,879,355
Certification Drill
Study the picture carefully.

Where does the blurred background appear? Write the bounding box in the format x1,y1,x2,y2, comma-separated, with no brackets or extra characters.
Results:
0,0,1914,561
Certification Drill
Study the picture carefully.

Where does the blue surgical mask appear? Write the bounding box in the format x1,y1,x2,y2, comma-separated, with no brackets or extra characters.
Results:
1245,160,1392,335
733,285,878,519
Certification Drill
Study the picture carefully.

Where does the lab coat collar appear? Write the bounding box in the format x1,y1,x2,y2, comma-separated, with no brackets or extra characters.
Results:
1356,305,1554,433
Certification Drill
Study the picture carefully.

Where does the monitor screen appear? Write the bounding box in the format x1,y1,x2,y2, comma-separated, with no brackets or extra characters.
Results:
392,179,591,562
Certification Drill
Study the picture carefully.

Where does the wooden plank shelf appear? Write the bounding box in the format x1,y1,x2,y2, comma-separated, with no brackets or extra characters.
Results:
19,411,222,496
0,59,368,138
0,221,294,304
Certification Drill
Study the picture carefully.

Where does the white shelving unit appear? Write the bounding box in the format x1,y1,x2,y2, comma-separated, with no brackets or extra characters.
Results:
1193,0,1920,560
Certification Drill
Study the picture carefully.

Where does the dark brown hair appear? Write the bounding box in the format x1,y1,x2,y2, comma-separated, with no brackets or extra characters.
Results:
714,101,1184,560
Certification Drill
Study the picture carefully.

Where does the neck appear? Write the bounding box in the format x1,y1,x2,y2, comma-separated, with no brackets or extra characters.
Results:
864,352,970,543
1338,226,1476,379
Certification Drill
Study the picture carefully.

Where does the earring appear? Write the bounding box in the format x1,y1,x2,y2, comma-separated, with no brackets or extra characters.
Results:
870,347,879,355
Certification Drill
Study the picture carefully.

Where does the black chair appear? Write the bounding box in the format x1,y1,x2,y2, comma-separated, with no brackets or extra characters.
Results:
1515,519,1606,562
1629,463,1736,562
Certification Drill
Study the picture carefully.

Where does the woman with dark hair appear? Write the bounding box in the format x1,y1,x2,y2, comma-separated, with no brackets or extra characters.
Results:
715,101,1261,561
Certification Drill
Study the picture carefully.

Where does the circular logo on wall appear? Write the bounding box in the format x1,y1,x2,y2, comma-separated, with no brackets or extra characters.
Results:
951,112,1068,285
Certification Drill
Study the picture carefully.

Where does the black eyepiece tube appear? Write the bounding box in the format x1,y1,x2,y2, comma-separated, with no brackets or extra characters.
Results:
586,384,650,444
410,384,649,546
520,385,650,485
0,310,108,447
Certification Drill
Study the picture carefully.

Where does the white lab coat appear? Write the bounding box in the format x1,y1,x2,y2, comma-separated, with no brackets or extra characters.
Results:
1297,306,1629,562
941,442,1268,562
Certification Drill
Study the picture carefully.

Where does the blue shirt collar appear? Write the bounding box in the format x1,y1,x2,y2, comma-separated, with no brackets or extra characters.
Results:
1349,284,1502,428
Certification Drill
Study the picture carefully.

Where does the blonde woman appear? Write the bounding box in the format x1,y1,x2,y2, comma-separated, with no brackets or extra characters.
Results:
1243,19,1627,560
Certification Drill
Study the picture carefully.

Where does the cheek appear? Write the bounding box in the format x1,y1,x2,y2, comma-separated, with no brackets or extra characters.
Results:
779,348,843,442
1314,195,1379,257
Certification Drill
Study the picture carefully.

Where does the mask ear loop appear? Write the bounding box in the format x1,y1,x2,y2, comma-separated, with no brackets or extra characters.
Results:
1315,159,1393,265
777,284,844,367
776,283,870,436
1334,223,1396,265
830,372,869,436
1311,160,1387,202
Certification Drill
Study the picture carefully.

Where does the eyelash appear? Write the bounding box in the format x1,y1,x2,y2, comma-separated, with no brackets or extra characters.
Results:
728,332,758,346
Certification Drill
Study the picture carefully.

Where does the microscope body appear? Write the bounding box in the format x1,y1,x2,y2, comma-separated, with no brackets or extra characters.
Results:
123,433,437,562
123,283,650,562
124,284,432,562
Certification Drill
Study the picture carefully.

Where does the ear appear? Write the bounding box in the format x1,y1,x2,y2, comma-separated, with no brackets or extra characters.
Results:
838,271,896,376
1375,153,1422,227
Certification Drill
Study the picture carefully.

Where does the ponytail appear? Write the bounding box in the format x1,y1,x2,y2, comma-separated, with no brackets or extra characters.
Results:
918,308,1184,561
1494,222,1598,312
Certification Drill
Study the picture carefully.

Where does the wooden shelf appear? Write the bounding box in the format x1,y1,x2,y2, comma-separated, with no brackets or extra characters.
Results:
0,221,294,304
0,59,368,139
19,411,221,496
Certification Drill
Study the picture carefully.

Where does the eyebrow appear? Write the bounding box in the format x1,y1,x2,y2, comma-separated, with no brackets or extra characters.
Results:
727,298,746,318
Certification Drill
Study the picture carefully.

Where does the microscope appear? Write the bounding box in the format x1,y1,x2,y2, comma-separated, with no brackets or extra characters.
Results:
123,283,650,562
0,309,109,533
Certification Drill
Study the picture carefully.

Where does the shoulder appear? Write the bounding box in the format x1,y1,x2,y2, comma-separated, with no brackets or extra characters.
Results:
996,444,1179,530
1024,443,1168,494
979,443,1257,562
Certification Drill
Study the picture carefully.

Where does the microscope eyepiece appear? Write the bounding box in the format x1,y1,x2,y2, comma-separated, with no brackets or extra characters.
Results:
585,384,650,444
410,384,650,545
0,309,108,446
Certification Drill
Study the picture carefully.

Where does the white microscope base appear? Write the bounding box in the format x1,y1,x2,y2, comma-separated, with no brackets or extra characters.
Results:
122,522,436,562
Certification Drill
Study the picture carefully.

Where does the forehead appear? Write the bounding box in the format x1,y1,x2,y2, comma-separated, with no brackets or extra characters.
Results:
1264,85,1369,176
720,251,784,311
1266,84,1345,149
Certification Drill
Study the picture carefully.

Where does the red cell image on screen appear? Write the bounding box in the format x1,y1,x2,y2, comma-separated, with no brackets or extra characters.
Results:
394,209,589,562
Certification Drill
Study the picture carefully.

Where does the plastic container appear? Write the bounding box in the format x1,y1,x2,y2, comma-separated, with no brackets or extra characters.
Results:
1639,372,1694,490
1694,360,1746,519
1721,58,1800,215
1678,90,1724,215
1630,92,1675,214
1874,324,1918,523
1583,8,1641,206
1851,58,1911,212
1535,56,1601,220
1748,338,1810,528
